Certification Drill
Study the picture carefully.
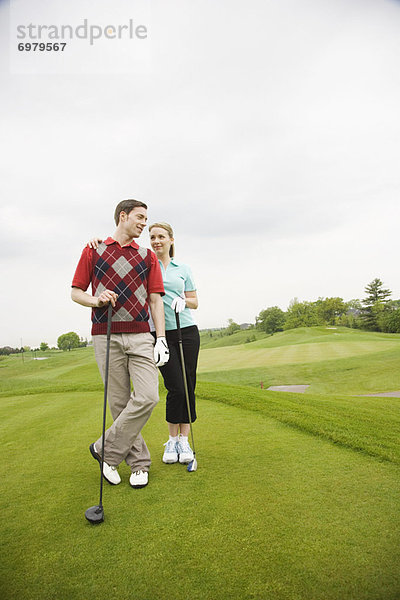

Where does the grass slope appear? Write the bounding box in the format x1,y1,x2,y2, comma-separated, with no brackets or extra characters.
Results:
199,339,399,373
198,327,400,395
198,346,400,395
200,328,268,348
196,381,400,464
200,326,400,350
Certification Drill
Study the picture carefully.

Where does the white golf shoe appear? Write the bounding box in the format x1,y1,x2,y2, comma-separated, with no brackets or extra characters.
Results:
89,443,121,485
162,439,179,463
177,435,194,464
129,470,149,488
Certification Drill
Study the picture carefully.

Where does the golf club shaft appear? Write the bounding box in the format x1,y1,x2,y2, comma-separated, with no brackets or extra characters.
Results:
175,312,196,455
99,302,113,508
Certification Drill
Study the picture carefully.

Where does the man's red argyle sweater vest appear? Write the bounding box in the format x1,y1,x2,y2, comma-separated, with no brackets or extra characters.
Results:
91,242,152,335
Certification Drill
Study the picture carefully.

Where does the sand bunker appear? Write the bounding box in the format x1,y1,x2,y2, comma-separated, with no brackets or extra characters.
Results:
266,385,400,397
358,391,400,398
267,385,310,393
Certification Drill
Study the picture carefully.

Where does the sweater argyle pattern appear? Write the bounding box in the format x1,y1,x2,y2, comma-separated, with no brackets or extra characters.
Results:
91,242,152,334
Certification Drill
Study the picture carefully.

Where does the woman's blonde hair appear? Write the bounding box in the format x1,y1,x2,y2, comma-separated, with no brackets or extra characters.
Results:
149,222,175,257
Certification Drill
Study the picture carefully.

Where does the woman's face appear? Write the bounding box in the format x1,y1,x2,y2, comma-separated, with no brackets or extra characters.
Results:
149,227,173,257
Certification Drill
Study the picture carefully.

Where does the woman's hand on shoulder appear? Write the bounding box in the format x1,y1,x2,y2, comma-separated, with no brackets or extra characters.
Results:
87,237,103,249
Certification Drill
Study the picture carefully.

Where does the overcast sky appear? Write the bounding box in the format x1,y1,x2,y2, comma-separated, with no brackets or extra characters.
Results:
1,0,400,348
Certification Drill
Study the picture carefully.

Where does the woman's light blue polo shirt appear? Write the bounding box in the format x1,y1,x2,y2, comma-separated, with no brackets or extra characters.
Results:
160,259,197,331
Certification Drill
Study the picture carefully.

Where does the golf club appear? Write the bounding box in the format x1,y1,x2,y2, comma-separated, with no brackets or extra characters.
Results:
85,302,113,524
175,311,198,472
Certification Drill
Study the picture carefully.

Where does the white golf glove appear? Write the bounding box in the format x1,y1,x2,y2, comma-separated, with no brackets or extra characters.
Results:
154,336,169,367
171,295,186,313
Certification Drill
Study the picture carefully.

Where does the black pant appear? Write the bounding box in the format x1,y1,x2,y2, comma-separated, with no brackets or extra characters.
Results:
159,325,200,424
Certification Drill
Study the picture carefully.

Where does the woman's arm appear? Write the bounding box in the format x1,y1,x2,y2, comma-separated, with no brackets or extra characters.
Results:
184,291,198,310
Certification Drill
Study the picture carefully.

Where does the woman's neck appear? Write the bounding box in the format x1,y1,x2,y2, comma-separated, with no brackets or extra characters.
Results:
160,254,171,269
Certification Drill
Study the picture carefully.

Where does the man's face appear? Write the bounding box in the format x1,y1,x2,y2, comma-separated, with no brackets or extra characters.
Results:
120,207,147,238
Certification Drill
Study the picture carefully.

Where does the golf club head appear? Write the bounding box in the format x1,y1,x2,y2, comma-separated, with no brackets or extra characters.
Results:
85,505,104,524
187,457,198,472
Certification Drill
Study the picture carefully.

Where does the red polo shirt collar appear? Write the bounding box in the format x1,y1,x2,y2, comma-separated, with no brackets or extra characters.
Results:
104,236,139,249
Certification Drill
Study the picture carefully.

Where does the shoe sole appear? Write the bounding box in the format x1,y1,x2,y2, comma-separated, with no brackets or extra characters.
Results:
163,457,178,464
89,443,120,485
179,456,194,464
129,479,148,489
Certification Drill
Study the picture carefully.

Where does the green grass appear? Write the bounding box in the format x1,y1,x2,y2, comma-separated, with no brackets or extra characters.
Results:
1,392,399,600
246,326,400,347
200,328,268,348
1,329,400,599
200,325,400,350
198,346,400,395
0,348,102,397
198,328,400,395
196,381,400,464
199,339,399,373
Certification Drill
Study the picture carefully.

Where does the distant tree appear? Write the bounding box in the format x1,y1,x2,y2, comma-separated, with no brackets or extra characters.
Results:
57,332,80,351
226,319,241,336
256,306,286,334
361,278,392,330
315,297,346,325
363,278,392,305
40,342,49,352
284,299,320,330
79,337,88,348
0,346,19,355
377,301,400,333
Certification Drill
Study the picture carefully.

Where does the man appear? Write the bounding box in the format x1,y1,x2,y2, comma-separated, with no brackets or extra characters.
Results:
71,199,169,489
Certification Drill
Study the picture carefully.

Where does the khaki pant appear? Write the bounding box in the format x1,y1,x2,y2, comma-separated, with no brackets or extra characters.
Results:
93,332,158,472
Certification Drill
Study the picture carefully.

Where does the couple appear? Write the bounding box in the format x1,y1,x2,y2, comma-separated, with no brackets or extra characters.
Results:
71,199,200,489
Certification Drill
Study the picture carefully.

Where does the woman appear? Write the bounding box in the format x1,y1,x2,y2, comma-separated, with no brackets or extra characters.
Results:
148,222,200,465
87,224,200,466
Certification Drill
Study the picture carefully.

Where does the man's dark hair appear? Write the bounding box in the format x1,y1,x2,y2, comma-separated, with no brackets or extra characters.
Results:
114,199,148,226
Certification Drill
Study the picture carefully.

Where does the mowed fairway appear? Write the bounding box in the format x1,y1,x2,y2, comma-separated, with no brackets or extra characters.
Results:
199,327,400,396
198,327,400,372
1,329,400,600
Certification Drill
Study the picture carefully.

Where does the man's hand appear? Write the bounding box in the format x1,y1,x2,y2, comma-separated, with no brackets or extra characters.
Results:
171,295,186,314
154,336,169,367
97,290,118,307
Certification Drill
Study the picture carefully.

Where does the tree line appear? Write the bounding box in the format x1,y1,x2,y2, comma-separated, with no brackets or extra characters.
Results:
0,333,88,356
255,278,400,334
